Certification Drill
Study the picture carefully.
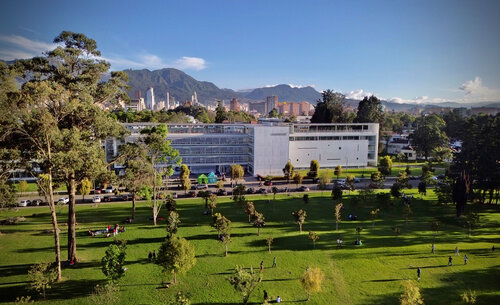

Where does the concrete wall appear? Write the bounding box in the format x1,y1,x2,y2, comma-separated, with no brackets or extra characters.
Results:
289,139,368,169
252,125,290,176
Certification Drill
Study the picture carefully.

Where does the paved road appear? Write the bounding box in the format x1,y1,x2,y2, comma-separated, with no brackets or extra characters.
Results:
15,176,426,207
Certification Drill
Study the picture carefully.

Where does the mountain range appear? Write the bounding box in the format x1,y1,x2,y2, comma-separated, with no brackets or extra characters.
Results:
2,59,499,110
124,68,500,110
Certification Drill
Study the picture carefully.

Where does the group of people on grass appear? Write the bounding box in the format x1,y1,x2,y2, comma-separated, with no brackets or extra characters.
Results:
87,224,125,237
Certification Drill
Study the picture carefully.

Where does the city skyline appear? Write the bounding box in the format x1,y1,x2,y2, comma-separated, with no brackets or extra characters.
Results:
0,0,499,105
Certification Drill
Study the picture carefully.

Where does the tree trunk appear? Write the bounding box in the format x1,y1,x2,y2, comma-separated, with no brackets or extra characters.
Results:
153,164,157,226
257,227,260,236
173,270,177,284
336,221,338,231
248,214,251,223
225,244,228,257
67,173,77,262
131,190,136,220
469,224,471,237
47,169,62,281
372,220,375,228
268,244,271,253
299,223,302,233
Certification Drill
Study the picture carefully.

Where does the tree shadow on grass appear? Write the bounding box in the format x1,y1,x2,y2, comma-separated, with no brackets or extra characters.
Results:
0,263,31,277
0,279,105,304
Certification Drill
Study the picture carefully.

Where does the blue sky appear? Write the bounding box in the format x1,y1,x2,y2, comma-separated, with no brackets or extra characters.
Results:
0,0,499,104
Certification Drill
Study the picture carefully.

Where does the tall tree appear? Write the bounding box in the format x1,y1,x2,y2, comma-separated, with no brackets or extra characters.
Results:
77,178,92,203
283,160,294,192
230,164,244,184
355,95,384,123
141,124,181,226
300,267,324,301
410,114,448,160
378,156,393,177
229,265,262,305
166,211,181,237
120,143,154,219
292,209,307,233
252,211,265,236
244,201,256,223
308,159,320,179
334,203,343,231
211,213,231,256
215,101,227,123
180,164,191,194
311,90,347,123
156,236,196,285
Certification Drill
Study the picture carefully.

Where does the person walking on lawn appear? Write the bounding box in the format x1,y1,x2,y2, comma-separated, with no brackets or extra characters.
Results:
272,257,277,268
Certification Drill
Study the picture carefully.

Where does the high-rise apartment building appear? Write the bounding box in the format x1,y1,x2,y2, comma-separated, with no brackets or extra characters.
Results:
265,95,278,113
146,87,155,110
230,98,240,111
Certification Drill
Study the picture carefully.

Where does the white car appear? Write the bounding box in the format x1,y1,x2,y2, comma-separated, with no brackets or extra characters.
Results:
57,198,69,204
19,200,31,207
104,186,114,193
92,196,101,203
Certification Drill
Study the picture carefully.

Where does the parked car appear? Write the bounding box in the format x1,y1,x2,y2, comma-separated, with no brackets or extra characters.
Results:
57,197,69,204
104,196,114,202
298,186,310,192
94,187,102,194
217,189,228,196
171,192,178,199
196,184,208,190
30,199,43,206
120,194,132,201
264,180,273,186
354,177,361,183
368,183,379,189
188,191,197,197
104,186,114,193
19,200,31,207
246,188,255,194
92,196,101,203
258,188,268,194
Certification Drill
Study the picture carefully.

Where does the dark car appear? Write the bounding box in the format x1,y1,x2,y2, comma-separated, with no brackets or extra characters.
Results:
217,189,228,196
188,191,197,197
246,188,255,194
103,195,113,202
30,199,43,206
258,188,268,194
298,186,310,192
264,180,273,186
120,194,132,201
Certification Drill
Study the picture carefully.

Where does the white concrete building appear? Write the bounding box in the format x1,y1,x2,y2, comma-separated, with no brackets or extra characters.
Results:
108,123,379,176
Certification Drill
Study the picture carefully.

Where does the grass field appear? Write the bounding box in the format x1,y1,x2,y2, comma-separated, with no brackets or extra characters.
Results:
297,166,445,179
0,189,498,305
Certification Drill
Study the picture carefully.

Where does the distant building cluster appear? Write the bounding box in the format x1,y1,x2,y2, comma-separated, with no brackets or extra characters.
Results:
249,96,313,116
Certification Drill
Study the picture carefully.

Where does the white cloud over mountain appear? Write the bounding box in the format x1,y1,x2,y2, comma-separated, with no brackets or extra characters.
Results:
0,34,207,71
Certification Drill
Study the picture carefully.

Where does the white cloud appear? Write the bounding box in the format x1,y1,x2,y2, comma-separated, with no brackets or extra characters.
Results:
387,96,450,105
263,84,315,88
0,34,207,71
0,34,57,60
458,76,500,102
344,89,373,100
174,56,206,71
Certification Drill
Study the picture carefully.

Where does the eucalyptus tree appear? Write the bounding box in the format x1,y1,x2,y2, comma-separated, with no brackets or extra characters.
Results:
140,124,181,226
120,143,154,220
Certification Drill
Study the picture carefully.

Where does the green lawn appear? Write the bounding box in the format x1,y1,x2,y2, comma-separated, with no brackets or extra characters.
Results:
0,190,498,304
298,166,445,179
